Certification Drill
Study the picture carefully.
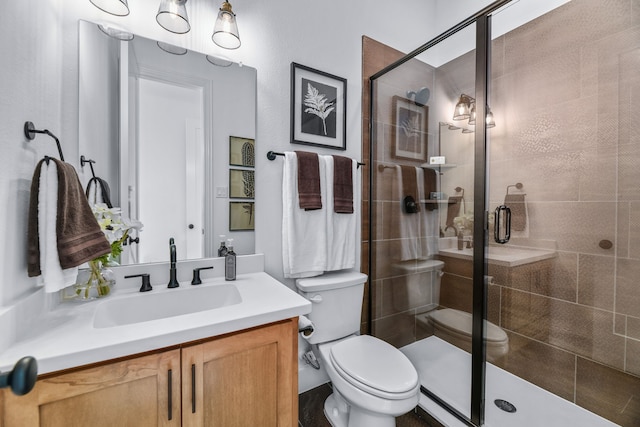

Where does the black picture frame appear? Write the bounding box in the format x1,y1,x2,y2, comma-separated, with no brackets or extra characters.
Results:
229,169,255,199
229,136,255,167
229,201,255,231
391,95,429,161
290,62,347,150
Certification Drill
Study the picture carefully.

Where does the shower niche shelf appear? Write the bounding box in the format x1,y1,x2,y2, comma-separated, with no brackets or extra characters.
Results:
421,163,457,173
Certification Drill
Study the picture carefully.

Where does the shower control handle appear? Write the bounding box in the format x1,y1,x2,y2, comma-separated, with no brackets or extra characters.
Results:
494,205,511,244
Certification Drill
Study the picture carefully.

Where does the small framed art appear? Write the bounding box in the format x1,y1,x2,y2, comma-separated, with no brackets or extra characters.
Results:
229,136,255,167
229,202,255,231
229,169,255,199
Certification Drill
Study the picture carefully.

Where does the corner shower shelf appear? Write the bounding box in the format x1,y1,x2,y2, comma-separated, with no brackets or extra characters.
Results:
421,163,457,172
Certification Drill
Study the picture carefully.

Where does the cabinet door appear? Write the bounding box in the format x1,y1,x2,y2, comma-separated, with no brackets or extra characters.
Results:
182,319,298,427
1,349,181,427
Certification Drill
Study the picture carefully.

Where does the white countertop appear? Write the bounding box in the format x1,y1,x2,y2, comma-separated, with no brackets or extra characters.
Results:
438,238,556,267
0,272,311,375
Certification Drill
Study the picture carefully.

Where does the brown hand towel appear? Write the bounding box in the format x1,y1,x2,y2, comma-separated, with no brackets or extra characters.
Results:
504,193,527,231
28,158,112,277
333,155,353,214
296,151,322,210
423,168,438,211
400,165,420,212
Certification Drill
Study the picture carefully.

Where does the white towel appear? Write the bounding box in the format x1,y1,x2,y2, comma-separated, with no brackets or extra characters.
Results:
416,167,439,259
38,161,78,292
324,155,357,271
282,152,327,278
395,166,420,261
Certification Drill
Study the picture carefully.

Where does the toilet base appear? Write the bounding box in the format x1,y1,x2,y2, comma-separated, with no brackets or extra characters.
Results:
324,392,398,427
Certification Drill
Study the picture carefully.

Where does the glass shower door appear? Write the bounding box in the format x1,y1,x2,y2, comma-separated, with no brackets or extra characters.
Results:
368,18,482,424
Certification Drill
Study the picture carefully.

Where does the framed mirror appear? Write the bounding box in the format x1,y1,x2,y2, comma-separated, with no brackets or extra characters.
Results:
78,20,257,265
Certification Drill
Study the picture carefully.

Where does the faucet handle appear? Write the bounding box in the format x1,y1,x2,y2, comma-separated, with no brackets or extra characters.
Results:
125,274,153,292
191,266,214,286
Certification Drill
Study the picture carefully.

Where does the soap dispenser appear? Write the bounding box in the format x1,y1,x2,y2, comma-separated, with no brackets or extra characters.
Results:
217,235,228,257
225,239,236,281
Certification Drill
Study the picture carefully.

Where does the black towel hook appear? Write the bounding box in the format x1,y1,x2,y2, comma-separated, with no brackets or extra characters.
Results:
80,155,96,179
24,121,65,162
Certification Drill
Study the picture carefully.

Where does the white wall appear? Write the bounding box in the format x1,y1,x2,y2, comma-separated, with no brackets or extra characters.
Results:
0,0,64,306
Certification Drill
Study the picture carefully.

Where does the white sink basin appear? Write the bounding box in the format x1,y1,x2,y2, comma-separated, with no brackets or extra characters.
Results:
438,238,556,267
93,284,242,328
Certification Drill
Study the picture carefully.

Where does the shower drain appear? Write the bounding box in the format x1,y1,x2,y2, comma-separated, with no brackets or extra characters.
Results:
494,399,517,413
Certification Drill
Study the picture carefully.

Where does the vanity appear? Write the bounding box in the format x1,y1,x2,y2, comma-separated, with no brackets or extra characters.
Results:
0,255,311,426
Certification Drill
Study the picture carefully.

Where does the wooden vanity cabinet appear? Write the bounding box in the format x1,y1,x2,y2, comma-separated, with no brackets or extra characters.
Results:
1,318,298,427
1,349,181,427
182,319,298,427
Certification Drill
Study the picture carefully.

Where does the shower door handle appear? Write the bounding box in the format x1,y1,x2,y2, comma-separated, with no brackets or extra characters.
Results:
494,205,511,244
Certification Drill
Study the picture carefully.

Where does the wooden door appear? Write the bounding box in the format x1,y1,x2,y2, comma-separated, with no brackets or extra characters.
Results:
182,319,298,427
1,349,181,427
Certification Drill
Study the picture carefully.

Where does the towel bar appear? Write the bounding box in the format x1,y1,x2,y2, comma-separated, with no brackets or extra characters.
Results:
266,150,365,168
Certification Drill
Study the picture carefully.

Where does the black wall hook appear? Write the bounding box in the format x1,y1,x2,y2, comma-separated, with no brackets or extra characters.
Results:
24,121,65,162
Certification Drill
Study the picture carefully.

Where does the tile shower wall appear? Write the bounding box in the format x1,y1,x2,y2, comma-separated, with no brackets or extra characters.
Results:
363,1,640,425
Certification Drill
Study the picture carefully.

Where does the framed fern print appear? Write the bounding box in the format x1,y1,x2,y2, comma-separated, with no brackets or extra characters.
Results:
392,95,428,161
290,62,347,150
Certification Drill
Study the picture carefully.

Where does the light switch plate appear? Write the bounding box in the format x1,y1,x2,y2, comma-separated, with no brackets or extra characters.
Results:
216,187,228,198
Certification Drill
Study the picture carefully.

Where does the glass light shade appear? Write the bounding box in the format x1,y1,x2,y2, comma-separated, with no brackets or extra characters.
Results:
156,0,191,34
157,41,187,55
98,24,134,41
90,0,129,16
206,54,233,67
468,103,476,125
486,109,496,128
453,95,471,120
212,2,241,49
462,128,474,134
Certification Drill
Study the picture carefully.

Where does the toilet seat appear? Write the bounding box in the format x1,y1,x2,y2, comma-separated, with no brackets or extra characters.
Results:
427,308,508,345
328,335,419,400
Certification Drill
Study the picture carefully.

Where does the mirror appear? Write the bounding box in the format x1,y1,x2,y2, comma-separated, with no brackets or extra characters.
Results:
78,20,256,265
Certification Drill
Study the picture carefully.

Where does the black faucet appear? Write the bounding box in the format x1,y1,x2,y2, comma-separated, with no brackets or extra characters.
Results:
168,237,179,288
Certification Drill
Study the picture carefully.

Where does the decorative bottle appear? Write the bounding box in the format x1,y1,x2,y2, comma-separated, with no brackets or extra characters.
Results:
225,239,236,281
217,235,228,257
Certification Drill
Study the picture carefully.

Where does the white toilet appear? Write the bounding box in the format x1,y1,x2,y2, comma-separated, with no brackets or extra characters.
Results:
296,271,420,427
392,259,509,361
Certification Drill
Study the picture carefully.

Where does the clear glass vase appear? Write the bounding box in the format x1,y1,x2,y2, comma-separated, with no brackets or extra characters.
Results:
71,260,115,300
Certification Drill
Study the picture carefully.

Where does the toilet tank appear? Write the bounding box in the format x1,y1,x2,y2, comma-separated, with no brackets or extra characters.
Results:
296,272,368,345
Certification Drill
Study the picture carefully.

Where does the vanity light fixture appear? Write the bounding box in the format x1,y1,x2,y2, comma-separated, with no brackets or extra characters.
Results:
468,102,476,125
486,108,496,128
453,94,496,129
156,0,191,34
453,94,473,120
90,0,129,16
212,1,241,49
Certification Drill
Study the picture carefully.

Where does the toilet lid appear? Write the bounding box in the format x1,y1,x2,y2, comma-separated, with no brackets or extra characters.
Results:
428,309,508,343
329,335,418,396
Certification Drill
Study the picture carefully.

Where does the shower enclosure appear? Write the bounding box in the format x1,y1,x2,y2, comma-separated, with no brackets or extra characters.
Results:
365,0,640,425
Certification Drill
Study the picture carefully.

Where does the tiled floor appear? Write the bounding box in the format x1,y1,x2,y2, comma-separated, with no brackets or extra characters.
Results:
298,383,442,427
